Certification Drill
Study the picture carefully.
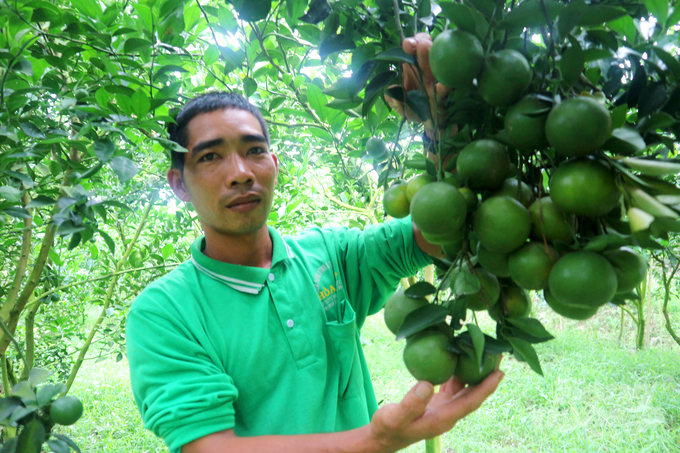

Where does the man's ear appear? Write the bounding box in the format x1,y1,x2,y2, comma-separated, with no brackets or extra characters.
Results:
271,153,279,186
167,168,191,202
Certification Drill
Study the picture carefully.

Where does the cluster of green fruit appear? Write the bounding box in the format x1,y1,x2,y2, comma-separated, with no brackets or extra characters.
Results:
384,291,501,385
375,26,680,384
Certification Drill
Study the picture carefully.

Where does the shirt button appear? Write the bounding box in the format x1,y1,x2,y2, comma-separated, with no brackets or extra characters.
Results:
287,319,294,328
268,273,275,281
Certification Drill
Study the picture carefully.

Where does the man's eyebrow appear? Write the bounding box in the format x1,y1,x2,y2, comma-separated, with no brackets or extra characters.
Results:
190,134,268,156
241,134,268,144
191,138,223,155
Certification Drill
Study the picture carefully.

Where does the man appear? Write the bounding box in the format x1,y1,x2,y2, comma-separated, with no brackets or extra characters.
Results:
126,37,503,453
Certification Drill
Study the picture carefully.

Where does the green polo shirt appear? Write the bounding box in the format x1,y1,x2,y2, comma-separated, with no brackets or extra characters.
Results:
126,217,431,453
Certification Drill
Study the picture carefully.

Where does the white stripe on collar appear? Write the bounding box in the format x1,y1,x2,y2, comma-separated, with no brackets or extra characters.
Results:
191,257,264,295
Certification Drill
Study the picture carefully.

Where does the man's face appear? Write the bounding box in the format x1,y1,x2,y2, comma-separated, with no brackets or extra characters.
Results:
167,108,278,238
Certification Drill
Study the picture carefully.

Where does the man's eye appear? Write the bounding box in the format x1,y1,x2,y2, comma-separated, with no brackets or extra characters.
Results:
249,146,267,155
199,152,217,162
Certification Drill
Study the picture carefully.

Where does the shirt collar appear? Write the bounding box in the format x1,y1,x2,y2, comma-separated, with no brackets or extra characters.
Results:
190,226,294,295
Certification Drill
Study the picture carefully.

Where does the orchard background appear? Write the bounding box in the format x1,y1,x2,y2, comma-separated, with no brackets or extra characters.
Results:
0,0,679,451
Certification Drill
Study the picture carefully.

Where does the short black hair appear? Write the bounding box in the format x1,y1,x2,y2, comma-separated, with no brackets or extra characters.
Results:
167,92,270,172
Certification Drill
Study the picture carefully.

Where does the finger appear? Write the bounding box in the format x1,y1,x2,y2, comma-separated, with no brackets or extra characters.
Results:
441,376,466,396
391,381,435,427
402,37,417,55
445,370,505,420
414,35,434,85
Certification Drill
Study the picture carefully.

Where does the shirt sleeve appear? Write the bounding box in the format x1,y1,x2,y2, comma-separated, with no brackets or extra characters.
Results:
126,284,238,453
318,216,432,328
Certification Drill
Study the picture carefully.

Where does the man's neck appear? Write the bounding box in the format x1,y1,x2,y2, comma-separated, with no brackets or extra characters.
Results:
202,225,273,268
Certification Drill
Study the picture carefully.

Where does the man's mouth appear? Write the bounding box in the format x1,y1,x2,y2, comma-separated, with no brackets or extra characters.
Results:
227,195,261,212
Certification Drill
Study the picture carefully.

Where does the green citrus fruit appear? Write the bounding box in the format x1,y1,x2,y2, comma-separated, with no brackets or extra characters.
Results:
550,157,621,217
602,127,646,156
421,222,465,245
508,241,559,290
443,171,463,188
548,252,618,308
473,196,531,254
403,330,458,385
406,174,435,202
384,291,429,335
545,97,612,157
129,250,144,268
411,182,467,236
454,351,501,385
498,284,532,317
478,49,532,107
462,267,501,311
488,178,535,208
603,247,647,293
504,95,551,153
383,183,410,218
476,243,510,277
442,238,465,258
529,196,575,243
366,137,389,160
50,395,84,426
430,30,484,89
458,187,479,211
543,288,599,320
74,89,88,100
456,140,510,191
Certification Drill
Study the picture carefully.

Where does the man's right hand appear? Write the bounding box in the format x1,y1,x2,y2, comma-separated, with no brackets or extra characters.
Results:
367,370,505,452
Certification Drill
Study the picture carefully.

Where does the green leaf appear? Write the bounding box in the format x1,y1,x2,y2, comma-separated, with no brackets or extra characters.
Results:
559,42,584,87
610,104,628,129
306,83,328,122
98,229,116,255
299,0,332,24
653,47,680,78
15,418,45,453
161,243,175,260
608,15,637,42
51,434,81,453
234,0,272,21
3,207,31,219
466,323,485,368
19,122,46,139
0,397,22,422
583,48,613,63
94,139,115,162
638,112,676,133
11,382,34,399
637,83,667,118
373,47,415,65
439,3,477,33
46,439,69,453
28,368,52,388
453,270,481,296
363,71,398,116
3,170,33,188
244,77,258,97
0,186,22,203
395,304,448,341
507,336,543,375
404,281,437,297
502,0,564,28
124,38,153,54
404,90,429,122
130,90,151,118
645,0,668,25
109,157,139,184
506,317,555,342
71,0,102,18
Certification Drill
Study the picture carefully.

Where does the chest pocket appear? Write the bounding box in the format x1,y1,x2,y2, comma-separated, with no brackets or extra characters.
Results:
326,299,362,400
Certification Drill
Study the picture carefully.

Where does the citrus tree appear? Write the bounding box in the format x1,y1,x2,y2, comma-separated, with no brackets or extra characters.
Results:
2,0,680,450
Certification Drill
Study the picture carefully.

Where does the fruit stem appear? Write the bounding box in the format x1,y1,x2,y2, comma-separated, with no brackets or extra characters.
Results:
392,0,405,42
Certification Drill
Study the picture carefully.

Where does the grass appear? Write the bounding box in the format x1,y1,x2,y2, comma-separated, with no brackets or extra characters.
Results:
61,300,680,452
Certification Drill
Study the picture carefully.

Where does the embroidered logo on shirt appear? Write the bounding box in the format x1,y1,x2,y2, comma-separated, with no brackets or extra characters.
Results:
313,261,344,312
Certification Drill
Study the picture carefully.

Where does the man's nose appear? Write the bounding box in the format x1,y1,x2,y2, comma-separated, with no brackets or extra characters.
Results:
225,154,255,186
